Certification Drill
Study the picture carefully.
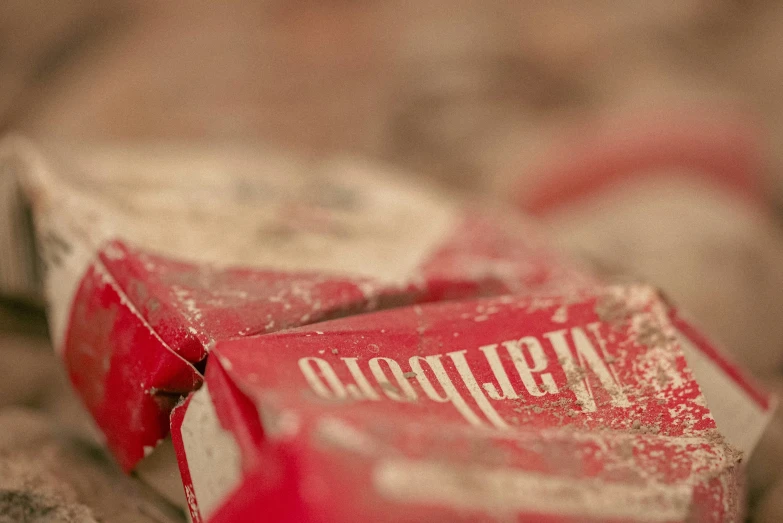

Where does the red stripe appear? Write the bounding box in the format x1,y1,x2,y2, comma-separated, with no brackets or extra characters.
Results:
517,106,765,214
669,311,771,410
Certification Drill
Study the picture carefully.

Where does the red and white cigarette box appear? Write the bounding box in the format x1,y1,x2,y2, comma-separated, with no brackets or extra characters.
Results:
1,137,772,522
172,284,772,522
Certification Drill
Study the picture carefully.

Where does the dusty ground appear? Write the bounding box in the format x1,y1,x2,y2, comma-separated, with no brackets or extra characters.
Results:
0,301,186,522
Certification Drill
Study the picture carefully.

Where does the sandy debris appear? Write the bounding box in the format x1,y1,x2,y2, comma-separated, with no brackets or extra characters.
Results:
0,408,184,523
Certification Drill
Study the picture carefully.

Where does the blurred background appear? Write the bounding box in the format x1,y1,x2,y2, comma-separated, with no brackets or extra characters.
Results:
2,0,783,199
2,1,783,521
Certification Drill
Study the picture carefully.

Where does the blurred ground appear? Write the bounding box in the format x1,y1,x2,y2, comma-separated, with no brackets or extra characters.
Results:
2,2,783,521
0,301,184,522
